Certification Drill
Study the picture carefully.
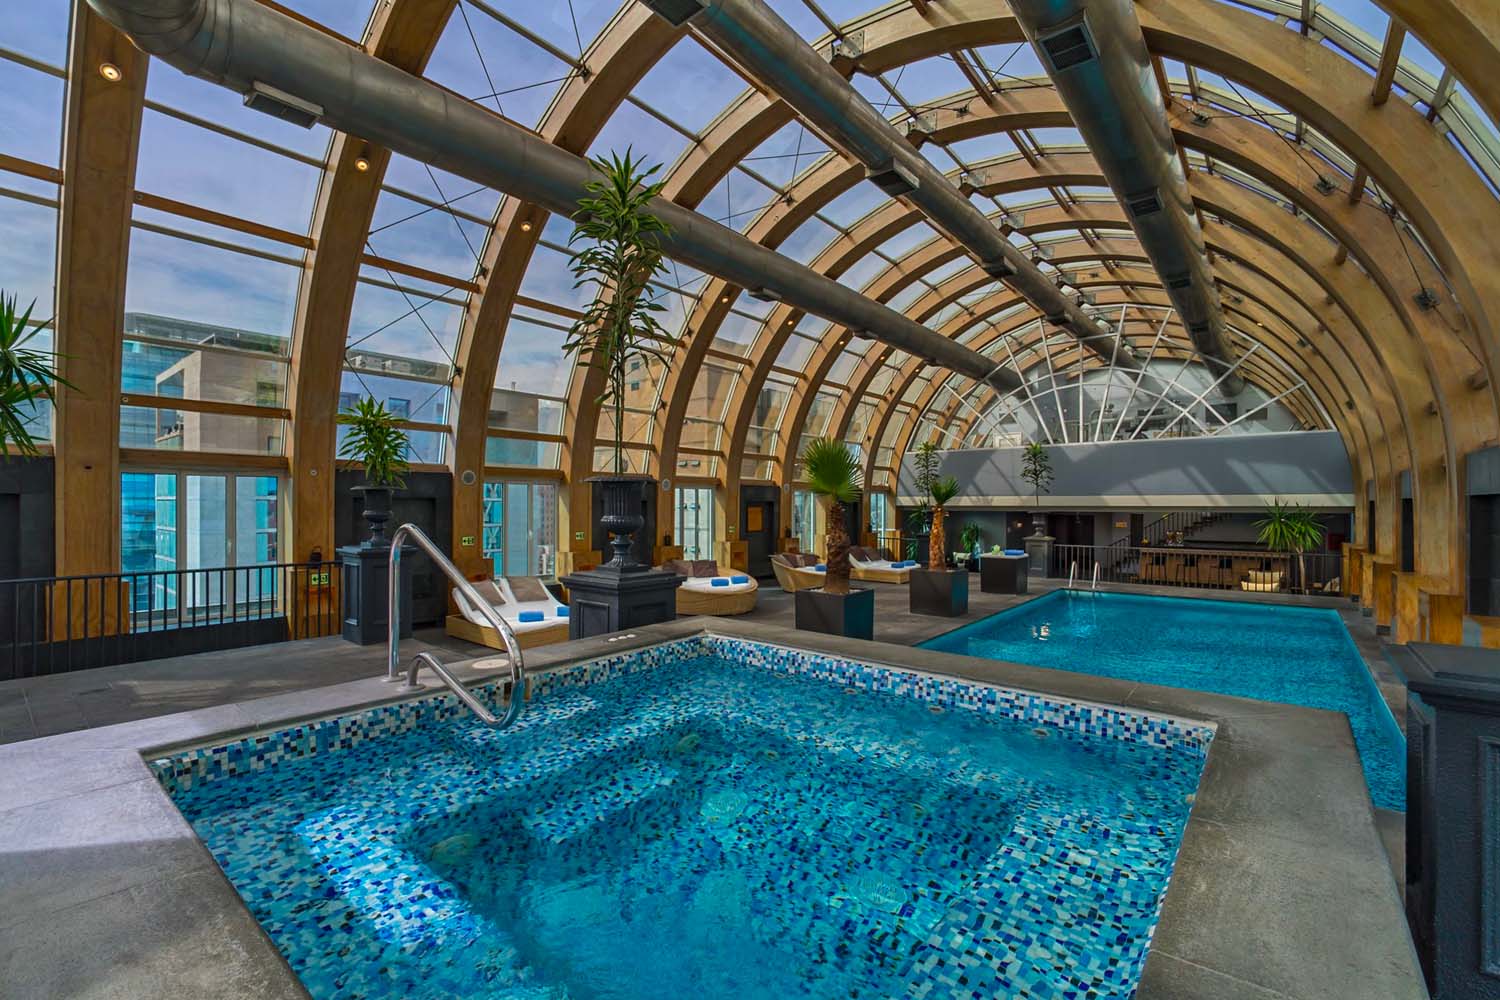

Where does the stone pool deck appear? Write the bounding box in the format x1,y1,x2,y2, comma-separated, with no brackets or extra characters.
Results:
0,610,1425,1000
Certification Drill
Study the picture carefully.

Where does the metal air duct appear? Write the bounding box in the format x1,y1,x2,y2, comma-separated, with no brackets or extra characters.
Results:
1010,0,1245,395
86,0,1021,392
637,0,1134,371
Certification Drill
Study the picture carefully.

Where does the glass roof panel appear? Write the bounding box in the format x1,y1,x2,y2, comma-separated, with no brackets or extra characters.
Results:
631,39,749,136
0,0,70,64
0,58,63,167
125,229,301,340
276,0,379,40
496,315,571,397
346,281,463,368
483,0,618,56
146,65,332,158
589,99,692,165
741,121,830,189
424,6,573,127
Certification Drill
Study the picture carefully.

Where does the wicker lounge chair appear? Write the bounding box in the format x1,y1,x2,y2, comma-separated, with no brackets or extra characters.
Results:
445,577,570,650
771,552,825,592
664,559,760,615
848,545,913,584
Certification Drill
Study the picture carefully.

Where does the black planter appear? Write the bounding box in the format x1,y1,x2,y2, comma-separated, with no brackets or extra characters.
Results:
794,586,874,640
591,474,653,572
351,485,393,547
979,553,1029,594
910,567,969,617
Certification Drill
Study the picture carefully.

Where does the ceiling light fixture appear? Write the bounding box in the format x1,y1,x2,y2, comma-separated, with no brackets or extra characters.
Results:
519,220,533,232
99,62,122,82
354,155,370,172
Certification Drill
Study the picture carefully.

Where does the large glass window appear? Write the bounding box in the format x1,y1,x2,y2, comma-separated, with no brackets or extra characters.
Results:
674,487,714,560
481,480,558,577
792,489,818,556
119,472,282,615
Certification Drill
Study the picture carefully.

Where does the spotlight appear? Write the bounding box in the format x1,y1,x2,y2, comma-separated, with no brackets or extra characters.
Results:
354,155,371,172
99,63,122,82
519,220,533,232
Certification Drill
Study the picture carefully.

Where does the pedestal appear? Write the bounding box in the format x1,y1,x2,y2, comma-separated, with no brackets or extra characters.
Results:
339,543,413,646
911,568,969,617
561,566,683,639
980,554,1029,594
794,587,874,640
1399,643,1500,998
1024,534,1054,577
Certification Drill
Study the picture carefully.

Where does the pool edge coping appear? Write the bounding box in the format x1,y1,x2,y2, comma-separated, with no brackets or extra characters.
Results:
0,616,1429,1000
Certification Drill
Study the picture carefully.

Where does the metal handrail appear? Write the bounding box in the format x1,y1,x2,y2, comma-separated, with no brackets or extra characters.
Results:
1092,562,1100,590
1067,560,1077,588
387,523,525,729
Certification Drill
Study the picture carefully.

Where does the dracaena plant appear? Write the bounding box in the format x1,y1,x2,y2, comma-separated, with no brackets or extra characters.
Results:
337,397,410,489
802,438,863,596
0,293,74,458
563,149,679,475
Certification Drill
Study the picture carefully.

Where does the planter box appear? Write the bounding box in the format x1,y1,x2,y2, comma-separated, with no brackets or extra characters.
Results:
911,567,969,617
794,586,874,640
979,554,1029,595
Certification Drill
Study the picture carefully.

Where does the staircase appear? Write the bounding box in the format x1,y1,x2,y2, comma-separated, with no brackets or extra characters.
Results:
1110,510,1226,579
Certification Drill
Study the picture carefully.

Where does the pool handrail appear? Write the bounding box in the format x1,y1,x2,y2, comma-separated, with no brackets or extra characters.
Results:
1092,562,1100,591
1067,560,1077,589
387,522,525,729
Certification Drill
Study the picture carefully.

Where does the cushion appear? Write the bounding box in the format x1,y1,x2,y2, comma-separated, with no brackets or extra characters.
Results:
847,545,869,562
711,577,730,587
517,610,545,623
556,606,569,617
814,563,827,572
691,559,720,578
505,576,550,603
771,553,793,568
731,575,749,584
878,547,895,561
1004,549,1025,556
663,558,693,576
471,578,509,606
798,553,822,568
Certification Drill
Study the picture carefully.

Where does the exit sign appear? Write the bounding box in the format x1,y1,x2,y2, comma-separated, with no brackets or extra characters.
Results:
460,535,477,547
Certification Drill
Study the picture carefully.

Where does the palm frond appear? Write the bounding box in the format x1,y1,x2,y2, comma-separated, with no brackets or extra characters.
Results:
930,475,961,508
802,438,863,506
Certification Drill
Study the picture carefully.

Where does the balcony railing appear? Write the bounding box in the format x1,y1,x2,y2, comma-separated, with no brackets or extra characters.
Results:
1050,543,1343,595
0,560,342,680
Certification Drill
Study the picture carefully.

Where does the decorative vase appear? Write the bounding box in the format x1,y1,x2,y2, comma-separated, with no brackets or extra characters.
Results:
351,485,394,547
592,474,652,570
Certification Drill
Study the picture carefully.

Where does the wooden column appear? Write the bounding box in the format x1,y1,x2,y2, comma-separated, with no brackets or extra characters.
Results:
1427,592,1465,645
1371,559,1397,632
53,9,148,578
1342,543,1363,601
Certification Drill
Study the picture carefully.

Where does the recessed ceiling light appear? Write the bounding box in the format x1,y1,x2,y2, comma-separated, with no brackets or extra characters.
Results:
354,155,371,172
99,63,122,82
519,220,533,232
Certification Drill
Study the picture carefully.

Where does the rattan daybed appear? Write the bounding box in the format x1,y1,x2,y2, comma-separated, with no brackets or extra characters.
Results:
849,545,915,584
664,559,760,615
445,577,570,650
770,552,825,592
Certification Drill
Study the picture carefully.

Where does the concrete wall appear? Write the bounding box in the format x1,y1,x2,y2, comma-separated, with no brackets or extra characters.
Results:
897,430,1353,510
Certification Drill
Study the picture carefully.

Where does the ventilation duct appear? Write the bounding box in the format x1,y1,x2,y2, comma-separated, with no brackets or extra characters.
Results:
244,82,321,127
1010,0,1244,395
635,0,1140,376
86,0,1023,394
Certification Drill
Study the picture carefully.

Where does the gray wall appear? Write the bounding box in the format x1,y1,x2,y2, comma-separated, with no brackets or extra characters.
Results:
898,431,1353,510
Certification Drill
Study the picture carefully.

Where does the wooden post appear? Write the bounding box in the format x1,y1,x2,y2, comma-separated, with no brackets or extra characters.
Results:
1395,572,1423,644
1426,593,1466,646
1371,559,1397,633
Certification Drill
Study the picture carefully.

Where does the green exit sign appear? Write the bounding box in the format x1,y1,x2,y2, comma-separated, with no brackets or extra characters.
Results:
460,535,477,547
575,530,586,541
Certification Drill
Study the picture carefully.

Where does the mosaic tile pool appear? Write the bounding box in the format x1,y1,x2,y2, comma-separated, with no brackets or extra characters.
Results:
923,589,1404,810
154,636,1210,1000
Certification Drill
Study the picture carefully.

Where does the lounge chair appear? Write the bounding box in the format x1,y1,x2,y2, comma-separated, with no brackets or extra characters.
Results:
445,576,570,650
771,552,825,592
1240,569,1285,593
848,545,915,584
664,559,759,615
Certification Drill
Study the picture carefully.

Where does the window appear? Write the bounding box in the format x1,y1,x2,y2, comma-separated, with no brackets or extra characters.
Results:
120,472,282,615
481,480,558,577
792,489,818,556
674,487,714,560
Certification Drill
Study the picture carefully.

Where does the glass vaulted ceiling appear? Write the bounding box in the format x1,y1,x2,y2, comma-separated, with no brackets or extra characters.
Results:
1,0,1490,488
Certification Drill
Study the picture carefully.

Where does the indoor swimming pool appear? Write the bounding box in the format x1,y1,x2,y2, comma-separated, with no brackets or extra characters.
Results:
923,590,1404,810
151,636,1211,1000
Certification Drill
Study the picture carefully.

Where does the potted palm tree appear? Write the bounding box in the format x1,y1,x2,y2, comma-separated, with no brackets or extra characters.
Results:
1019,440,1055,576
563,148,678,571
904,440,940,564
912,474,969,616
337,397,409,546
0,292,74,459
1256,499,1325,593
335,398,412,645
794,438,873,639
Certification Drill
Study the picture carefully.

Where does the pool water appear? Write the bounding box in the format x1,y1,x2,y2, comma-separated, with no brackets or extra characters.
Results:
160,643,1206,1000
923,590,1404,809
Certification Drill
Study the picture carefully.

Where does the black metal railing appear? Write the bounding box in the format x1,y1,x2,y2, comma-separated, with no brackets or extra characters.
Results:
1051,543,1343,595
0,560,342,680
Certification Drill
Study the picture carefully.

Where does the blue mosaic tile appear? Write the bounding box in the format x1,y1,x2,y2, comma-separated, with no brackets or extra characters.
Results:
153,635,1211,999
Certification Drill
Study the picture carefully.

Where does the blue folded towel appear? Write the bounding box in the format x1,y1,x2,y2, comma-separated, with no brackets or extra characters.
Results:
815,563,827,572
898,560,917,568
555,606,569,618
517,610,544,623
1004,549,1026,556
731,575,749,584
711,577,730,587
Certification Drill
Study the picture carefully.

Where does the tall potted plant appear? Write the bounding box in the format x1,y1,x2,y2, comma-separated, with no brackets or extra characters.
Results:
1256,499,1325,593
905,440,940,564
563,149,679,570
912,474,969,617
1019,440,1055,577
794,438,873,639
0,293,74,458
337,397,409,546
